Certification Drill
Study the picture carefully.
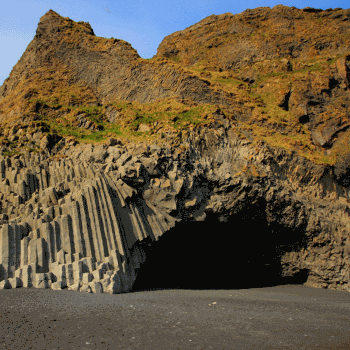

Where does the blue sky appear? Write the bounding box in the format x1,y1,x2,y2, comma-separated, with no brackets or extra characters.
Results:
0,0,349,86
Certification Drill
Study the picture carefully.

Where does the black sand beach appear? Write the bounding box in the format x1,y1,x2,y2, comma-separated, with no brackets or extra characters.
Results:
0,284,349,349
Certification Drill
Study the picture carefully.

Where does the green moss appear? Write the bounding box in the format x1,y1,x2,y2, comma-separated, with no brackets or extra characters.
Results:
42,114,122,143
74,106,105,125
214,77,242,85
129,112,157,131
170,55,180,62
2,149,22,157
250,61,326,89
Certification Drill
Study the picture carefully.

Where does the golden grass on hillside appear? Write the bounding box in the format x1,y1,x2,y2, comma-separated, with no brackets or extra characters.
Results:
0,95,226,150
1,7,349,166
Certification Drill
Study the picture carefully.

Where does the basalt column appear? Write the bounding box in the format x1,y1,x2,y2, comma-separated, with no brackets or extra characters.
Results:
0,173,168,293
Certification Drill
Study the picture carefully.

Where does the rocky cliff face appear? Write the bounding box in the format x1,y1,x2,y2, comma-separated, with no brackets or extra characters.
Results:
0,6,349,293
156,6,350,69
156,5,350,183
0,10,230,114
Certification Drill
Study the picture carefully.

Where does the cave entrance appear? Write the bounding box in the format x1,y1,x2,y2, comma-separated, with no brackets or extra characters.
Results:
132,201,309,291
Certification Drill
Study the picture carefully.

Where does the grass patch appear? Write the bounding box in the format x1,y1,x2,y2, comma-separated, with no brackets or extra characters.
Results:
22,98,222,145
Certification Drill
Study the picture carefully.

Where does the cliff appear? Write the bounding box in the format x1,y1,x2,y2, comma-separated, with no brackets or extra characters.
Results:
0,6,349,293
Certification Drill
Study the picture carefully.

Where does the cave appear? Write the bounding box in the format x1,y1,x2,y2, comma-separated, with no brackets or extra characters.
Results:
132,200,309,292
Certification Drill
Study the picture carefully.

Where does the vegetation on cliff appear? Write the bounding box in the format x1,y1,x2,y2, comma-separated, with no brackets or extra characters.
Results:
0,6,349,177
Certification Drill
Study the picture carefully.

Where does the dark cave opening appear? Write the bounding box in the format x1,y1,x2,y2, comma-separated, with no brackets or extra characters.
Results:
132,203,309,291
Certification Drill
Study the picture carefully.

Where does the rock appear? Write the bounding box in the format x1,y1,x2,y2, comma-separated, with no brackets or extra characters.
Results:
115,153,131,168
184,197,197,208
80,284,92,293
107,138,123,147
138,123,151,132
104,162,115,173
118,161,145,187
32,132,43,143
76,113,90,129
90,281,103,293
35,273,51,289
91,144,108,163
102,277,111,291
40,186,58,206
0,6,349,296
0,280,11,289
333,153,350,187
8,277,22,288
139,157,159,176
105,147,122,163
51,281,65,290
336,56,350,88
105,107,121,123
82,273,94,284
92,269,103,281
132,144,150,158
39,135,50,149
106,274,123,294
68,283,81,291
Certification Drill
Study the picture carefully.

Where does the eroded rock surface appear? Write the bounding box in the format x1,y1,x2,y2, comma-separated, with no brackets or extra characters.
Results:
0,118,349,292
0,144,176,293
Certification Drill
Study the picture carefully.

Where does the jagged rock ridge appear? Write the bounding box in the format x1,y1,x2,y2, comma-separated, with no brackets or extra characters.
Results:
0,10,228,110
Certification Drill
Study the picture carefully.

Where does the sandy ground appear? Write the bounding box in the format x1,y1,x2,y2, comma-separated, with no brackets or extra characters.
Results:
0,284,349,350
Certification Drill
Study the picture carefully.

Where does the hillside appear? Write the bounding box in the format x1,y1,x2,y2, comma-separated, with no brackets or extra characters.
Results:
0,9,241,153
155,5,350,183
0,6,350,294
0,6,349,182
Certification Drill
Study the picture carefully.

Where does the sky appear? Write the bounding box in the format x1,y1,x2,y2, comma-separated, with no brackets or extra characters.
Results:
0,0,349,86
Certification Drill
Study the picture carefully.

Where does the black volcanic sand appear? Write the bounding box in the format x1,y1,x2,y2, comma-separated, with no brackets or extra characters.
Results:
0,285,349,350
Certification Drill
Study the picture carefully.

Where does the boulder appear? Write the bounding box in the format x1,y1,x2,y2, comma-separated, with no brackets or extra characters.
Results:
8,277,22,288
0,280,11,289
80,284,92,293
68,283,81,291
51,281,65,290
89,281,103,293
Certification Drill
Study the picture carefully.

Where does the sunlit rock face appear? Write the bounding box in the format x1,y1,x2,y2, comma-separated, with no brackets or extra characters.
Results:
0,6,349,293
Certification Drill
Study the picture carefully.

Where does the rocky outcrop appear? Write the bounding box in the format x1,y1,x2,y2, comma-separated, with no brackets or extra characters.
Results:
0,6,349,293
0,145,178,293
156,6,350,70
155,5,350,182
0,6,349,176
0,116,349,293
0,10,233,113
